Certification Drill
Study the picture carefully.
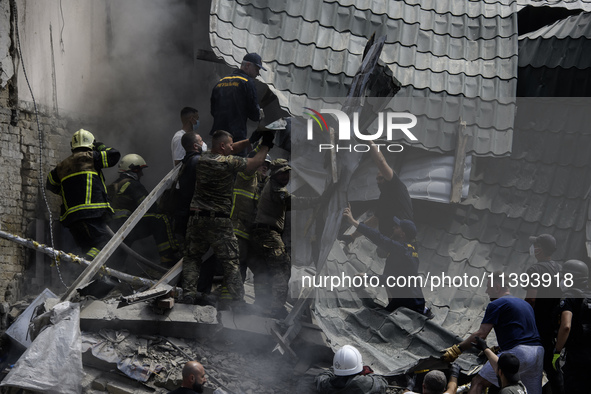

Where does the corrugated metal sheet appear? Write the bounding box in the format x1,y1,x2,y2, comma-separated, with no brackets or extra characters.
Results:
210,0,518,156
517,0,591,11
520,10,591,39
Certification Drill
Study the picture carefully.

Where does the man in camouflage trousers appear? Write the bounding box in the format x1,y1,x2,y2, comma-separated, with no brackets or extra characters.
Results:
250,159,320,318
182,130,273,306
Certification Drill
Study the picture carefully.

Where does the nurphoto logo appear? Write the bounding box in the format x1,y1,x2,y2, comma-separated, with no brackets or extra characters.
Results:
304,108,418,152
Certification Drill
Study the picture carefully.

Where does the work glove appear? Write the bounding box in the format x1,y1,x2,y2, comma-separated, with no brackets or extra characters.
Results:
360,366,373,376
472,337,488,352
248,130,262,145
259,108,265,121
260,130,274,149
449,362,461,379
441,344,462,362
552,349,562,371
93,141,106,151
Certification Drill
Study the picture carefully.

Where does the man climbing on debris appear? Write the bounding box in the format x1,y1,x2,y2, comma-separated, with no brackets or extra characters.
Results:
168,360,207,394
249,159,322,318
108,153,180,267
315,344,387,393
441,271,543,394
171,107,204,166
46,129,120,260
342,207,429,317
523,233,563,394
210,53,266,156
553,259,591,394
182,129,273,308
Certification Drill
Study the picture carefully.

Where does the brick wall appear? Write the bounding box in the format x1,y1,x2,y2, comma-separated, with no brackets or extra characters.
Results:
0,101,70,300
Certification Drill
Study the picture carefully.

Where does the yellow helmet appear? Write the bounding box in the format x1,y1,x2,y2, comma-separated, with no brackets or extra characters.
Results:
71,129,95,150
119,154,148,173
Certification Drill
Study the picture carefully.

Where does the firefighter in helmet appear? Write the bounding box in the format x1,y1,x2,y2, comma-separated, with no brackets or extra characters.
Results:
46,129,121,260
108,153,180,268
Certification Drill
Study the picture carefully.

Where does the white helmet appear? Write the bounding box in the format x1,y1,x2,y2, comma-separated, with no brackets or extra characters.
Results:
71,129,95,150
333,345,363,376
119,154,148,173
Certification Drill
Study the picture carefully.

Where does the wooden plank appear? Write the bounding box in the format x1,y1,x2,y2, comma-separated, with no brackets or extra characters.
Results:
329,127,338,184
450,120,469,203
60,164,182,302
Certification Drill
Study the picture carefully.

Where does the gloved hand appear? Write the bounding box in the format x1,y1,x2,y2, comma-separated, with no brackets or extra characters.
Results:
260,130,274,149
441,344,462,362
259,108,265,121
472,337,488,352
449,362,461,379
93,141,106,151
360,365,373,376
405,373,416,391
248,130,262,145
552,349,562,371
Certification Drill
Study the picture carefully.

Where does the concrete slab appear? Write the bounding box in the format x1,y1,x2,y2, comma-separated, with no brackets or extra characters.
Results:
5,288,57,349
80,300,219,339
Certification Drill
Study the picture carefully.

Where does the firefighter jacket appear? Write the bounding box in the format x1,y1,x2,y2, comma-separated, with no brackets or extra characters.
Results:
210,69,261,141
253,178,318,233
231,171,267,240
46,146,120,227
107,172,152,216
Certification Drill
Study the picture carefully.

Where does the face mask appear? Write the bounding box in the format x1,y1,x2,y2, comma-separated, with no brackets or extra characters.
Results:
201,142,207,152
529,244,536,257
192,120,200,131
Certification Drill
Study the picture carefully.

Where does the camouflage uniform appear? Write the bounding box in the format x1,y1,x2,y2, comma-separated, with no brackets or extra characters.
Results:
108,172,179,266
231,169,267,280
183,151,248,301
250,159,317,314
46,143,120,260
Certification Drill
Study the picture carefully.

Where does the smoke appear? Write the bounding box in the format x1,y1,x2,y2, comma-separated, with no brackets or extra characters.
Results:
82,0,229,189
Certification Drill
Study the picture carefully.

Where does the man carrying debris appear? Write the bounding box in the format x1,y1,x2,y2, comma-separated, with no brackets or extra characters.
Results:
315,344,387,393
182,130,273,307
249,159,321,318
342,208,428,316
441,271,543,394
46,129,120,260
523,233,563,394
171,107,203,166
108,153,180,267
168,360,207,394
210,53,266,156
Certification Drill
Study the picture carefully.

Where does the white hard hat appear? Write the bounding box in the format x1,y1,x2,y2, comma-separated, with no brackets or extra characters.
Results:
333,345,363,376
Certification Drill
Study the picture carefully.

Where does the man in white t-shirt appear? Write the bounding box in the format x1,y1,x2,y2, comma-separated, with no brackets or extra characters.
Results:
171,107,205,166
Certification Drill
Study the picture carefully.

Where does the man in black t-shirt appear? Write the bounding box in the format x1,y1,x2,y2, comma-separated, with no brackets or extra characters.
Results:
524,233,563,394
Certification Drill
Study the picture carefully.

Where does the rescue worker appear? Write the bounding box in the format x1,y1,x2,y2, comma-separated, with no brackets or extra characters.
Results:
108,154,179,267
231,149,270,281
315,345,387,393
472,337,528,394
182,129,273,307
523,233,563,394
342,208,428,316
249,159,320,318
46,129,120,260
441,271,543,394
404,366,460,394
210,53,265,155
168,361,207,394
554,259,591,394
